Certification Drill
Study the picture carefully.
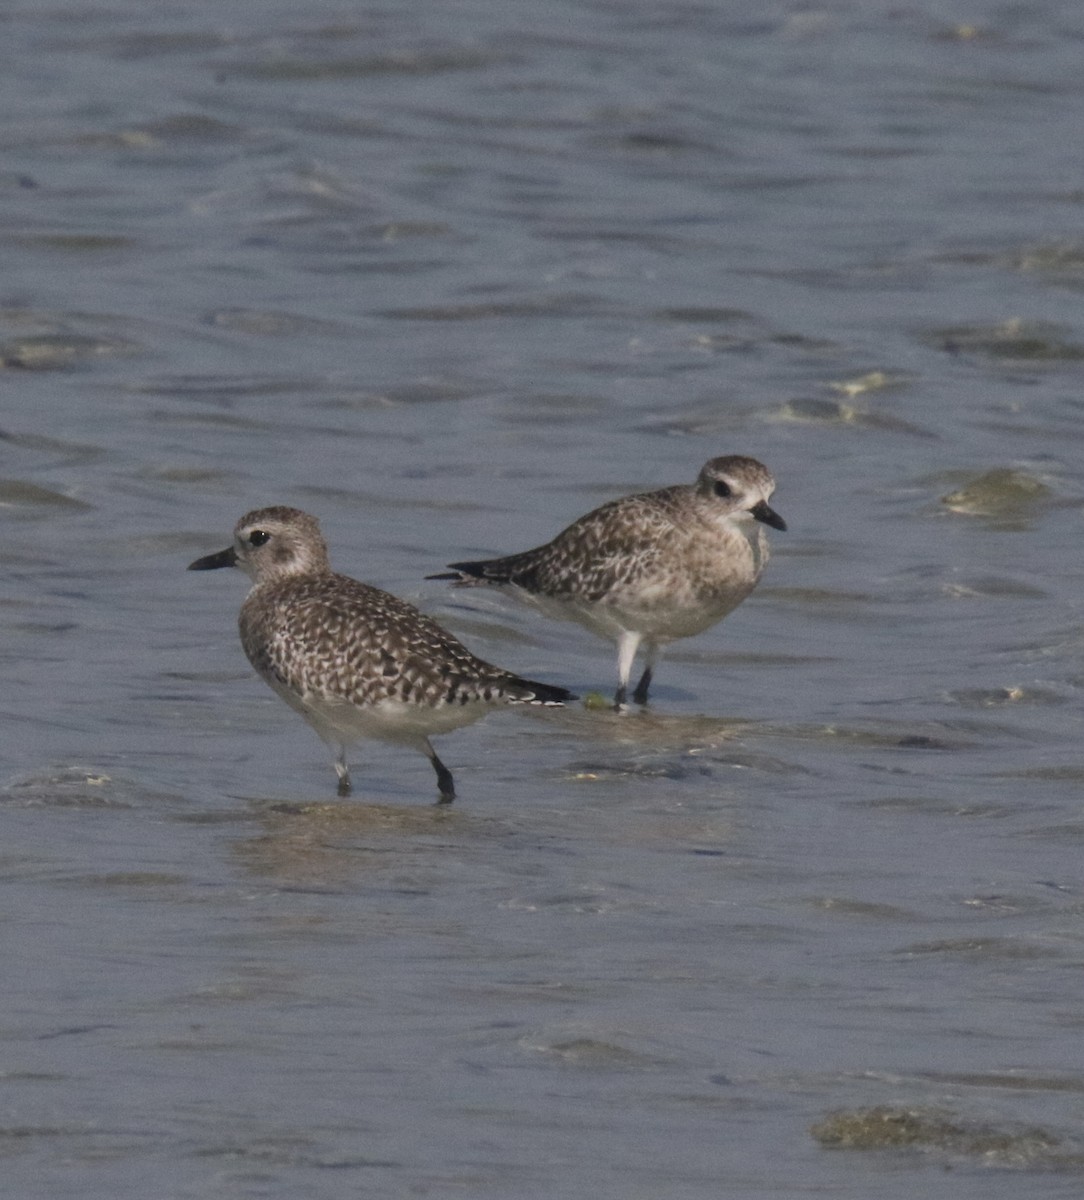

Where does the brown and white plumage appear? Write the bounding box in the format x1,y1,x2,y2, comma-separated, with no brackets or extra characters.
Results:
429,457,785,709
189,506,572,802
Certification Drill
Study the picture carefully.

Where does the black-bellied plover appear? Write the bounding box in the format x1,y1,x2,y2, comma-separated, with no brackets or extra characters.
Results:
189,506,573,802
429,456,785,709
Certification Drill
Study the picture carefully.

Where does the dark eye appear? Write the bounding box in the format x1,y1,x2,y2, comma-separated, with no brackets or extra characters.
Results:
713,480,731,498
248,530,271,547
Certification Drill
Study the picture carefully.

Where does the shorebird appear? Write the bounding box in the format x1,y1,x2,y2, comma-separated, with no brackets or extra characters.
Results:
189,506,572,802
429,456,785,709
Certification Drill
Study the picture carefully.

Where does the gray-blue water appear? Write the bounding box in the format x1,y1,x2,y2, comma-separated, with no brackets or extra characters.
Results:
2,1,1084,1195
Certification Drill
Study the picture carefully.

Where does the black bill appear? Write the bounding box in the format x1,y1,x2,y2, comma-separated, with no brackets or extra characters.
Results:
750,500,787,532
188,546,238,571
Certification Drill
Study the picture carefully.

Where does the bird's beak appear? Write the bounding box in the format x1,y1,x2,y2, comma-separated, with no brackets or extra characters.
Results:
188,545,238,571
751,500,786,532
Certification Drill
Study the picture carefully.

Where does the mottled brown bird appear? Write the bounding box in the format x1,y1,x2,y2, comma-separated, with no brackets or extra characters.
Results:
429,457,785,709
189,506,572,802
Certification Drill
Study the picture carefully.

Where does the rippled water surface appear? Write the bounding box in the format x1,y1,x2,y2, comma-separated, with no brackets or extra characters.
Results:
4,1,1084,1196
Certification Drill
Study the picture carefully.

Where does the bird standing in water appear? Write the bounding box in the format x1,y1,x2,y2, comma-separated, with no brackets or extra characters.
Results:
189,506,572,802
430,456,785,709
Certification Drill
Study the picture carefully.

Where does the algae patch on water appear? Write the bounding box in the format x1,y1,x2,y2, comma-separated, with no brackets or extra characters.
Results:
827,370,910,397
940,467,1051,522
928,318,1084,363
0,332,141,369
811,1106,1061,1165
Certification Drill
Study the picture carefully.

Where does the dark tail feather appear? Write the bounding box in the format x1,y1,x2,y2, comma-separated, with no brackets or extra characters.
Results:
512,677,576,706
426,559,505,584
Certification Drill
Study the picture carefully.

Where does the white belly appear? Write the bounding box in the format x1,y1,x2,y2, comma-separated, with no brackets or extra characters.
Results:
513,575,758,643
264,677,486,748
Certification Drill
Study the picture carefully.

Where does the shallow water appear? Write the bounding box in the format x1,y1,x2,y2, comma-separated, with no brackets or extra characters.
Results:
3,1,1084,1196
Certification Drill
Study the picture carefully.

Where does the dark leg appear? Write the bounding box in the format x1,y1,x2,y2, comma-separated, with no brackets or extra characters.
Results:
631,665,652,706
426,741,456,804
613,683,628,710
631,642,659,706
